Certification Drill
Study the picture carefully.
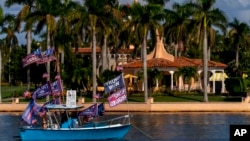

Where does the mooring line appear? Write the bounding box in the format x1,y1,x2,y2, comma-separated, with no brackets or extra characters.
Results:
13,135,20,139
132,124,154,139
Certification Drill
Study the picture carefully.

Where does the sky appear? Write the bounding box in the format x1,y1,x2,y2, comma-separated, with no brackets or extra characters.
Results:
0,0,250,45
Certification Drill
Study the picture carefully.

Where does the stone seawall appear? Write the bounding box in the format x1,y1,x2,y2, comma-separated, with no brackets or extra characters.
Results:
1,102,250,112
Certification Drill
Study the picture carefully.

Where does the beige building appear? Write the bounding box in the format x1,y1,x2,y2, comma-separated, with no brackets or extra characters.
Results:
73,36,227,94
122,35,227,93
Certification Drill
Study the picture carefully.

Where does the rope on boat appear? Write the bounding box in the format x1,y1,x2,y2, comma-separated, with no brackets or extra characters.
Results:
132,125,154,139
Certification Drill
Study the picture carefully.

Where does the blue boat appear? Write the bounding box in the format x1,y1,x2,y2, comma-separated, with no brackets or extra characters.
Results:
19,73,131,140
19,104,131,141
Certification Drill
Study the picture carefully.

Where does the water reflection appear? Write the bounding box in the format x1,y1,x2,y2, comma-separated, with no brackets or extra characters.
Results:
1,112,250,141
0,112,21,141
126,112,250,141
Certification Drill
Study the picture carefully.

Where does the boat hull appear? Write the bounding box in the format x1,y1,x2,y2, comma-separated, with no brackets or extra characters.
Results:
20,124,131,141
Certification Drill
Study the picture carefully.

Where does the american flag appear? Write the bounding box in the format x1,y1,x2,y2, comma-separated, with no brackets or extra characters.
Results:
44,47,54,56
22,48,43,67
37,47,57,64
33,48,42,57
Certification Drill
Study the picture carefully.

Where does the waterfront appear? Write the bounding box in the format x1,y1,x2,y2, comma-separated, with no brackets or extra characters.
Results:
1,112,250,141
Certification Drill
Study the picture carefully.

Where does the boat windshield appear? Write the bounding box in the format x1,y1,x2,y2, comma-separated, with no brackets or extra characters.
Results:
45,104,83,110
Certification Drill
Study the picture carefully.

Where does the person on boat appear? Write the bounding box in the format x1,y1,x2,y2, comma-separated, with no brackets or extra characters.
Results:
38,111,47,129
61,111,68,124
83,115,92,123
42,116,47,129
37,105,48,129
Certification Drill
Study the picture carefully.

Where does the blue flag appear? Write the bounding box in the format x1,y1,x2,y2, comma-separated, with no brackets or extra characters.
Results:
78,104,98,117
51,79,63,95
104,74,125,93
32,82,52,99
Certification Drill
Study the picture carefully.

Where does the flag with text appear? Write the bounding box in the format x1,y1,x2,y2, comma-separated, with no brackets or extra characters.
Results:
107,87,127,107
103,74,125,93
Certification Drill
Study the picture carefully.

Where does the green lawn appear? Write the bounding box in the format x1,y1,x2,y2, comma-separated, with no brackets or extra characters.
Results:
152,95,241,102
0,85,242,103
1,85,27,98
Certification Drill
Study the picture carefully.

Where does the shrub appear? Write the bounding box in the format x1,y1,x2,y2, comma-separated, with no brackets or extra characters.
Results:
225,77,247,96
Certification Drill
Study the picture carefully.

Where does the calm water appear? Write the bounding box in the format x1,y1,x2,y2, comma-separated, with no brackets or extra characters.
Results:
1,112,250,141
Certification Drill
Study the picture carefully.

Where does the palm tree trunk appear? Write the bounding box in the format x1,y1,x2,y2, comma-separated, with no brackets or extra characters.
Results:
27,30,32,90
46,27,51,102
177,40,183,57
143,30,148,102
236,46,239,68
207,46,211,61
174,43,178,57
9,46,12,84
101,35,108,72
92,29,97,103
203,27,208,102
188,83,191,93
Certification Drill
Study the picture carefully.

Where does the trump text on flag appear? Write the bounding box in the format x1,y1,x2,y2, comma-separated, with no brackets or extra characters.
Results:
104,74,124,93
107,87,127,107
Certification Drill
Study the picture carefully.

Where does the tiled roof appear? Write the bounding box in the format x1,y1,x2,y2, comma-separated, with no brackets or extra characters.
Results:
174,57,200,67
71,47,134,54
190,59,227,68
71,47,101,54
123,58,176,68
123,57,227,69
129,31,227,69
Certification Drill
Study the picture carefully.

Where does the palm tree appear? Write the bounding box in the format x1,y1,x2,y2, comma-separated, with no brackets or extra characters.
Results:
98,1,119,72
28,0,61,82
128,2,164,102
69,2,88,52
1,14,18,85
0,6,4,102
26,0,62,102
114,4,136,64
206,12,227,60
228,18,250,75
54,0,78,73
164,3,192,57
84,0,118,102
5,0,37,90
185,0,224,102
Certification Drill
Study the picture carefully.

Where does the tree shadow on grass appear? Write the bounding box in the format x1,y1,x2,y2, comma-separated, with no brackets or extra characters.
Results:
127,97,144,102
171,95,202,102
223,97,242,102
